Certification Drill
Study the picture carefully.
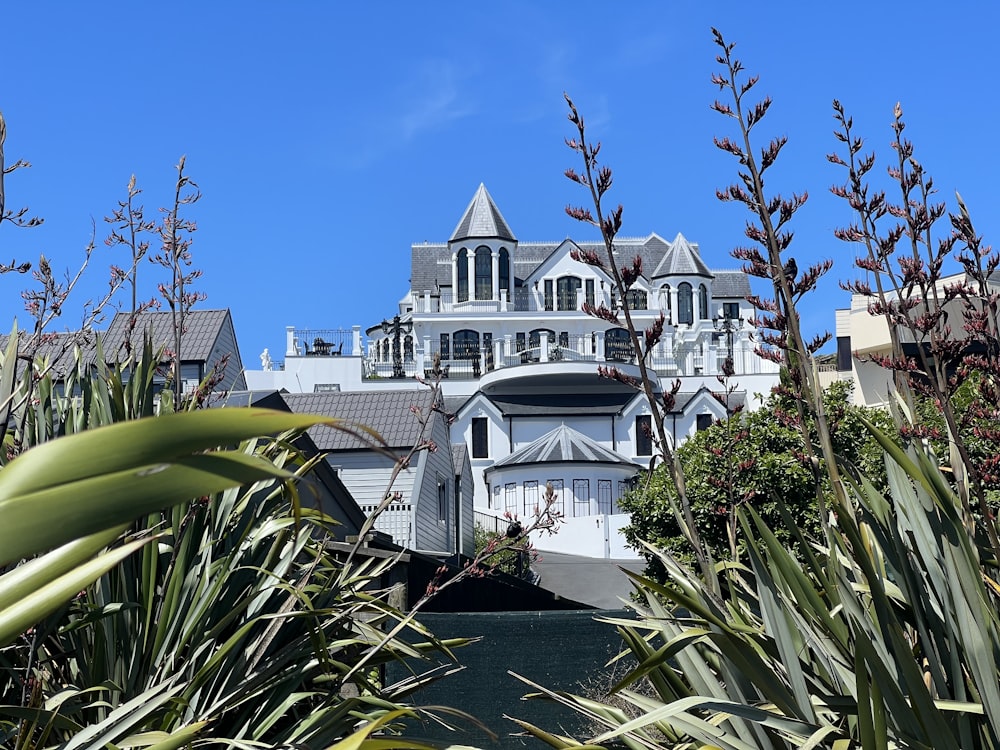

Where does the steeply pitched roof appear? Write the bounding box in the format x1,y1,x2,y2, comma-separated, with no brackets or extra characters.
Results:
282,389,439,451
651,233,713,278
102,309,232,362
451,443,469,474
488,424,638,471
0,330,97,379
450,184,516,243
411,233,725,295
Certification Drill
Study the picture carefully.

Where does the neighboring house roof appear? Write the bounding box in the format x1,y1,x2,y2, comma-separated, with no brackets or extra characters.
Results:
0,329,96,379
488,424,639,471
651,232,713,278
102,309,233,362
450,183,516,243
283,389,439,451
451,443,468,475
486,391,637,417
208,389,368,535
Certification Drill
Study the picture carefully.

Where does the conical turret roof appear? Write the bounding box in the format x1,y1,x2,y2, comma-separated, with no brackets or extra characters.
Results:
651,232,713,278
450,183,516,242
488,424,636,471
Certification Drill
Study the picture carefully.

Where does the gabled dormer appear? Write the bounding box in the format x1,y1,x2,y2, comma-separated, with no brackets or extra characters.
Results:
448,184,517,304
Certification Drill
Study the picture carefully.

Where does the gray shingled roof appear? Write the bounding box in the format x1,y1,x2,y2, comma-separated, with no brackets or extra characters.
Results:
487,391,638,417
450,184,516,242
102,309,232,362
651,233,713,278
710,270,752,298
671,388,747,414
0,330,97,379
282,389,439,451
411,233,726,295
488,424,637,471
451,443,468,473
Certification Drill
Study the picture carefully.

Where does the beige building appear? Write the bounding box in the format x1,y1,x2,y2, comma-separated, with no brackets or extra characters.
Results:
833,271,996,406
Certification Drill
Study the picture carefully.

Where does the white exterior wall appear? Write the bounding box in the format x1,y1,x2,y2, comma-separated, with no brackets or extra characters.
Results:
484,462,637,519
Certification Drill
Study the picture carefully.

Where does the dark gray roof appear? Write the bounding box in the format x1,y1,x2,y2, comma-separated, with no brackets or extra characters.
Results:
487,391,637,417
451,443,468,474
671,388,746,414
0,330,97,379
489,424,637,470
651,233,713,278
450,184,516,243
282,389,439,451
441,395,471,417
711,270,752,298
411,233,727,294
102,309,232,362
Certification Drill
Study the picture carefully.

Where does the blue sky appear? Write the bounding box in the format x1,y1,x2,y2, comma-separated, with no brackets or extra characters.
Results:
2,2,998,366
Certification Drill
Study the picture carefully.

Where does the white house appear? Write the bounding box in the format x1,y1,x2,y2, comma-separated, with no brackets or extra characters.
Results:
246,184,779,558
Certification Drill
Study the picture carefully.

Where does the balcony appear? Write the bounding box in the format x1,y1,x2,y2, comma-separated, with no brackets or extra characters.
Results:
362,327,777,384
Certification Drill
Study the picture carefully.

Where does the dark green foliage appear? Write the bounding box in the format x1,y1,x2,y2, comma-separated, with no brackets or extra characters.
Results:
621,381,895,578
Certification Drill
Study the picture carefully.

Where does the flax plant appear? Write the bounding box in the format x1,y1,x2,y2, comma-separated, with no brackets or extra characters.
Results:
513,29,1000,750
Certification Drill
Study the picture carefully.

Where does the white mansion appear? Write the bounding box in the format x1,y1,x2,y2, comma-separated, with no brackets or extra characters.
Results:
246,184,778,558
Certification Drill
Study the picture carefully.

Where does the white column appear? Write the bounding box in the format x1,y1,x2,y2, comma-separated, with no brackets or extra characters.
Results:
351,326,362,356
503,334,512,367
491,249,500,302
467,251,475,300
595,331,606,361
286,326,297,357
451,251,458,304
540,331,550,362
670,289,679,325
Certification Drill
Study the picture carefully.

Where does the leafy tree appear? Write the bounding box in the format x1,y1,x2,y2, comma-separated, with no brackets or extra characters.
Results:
621,380,894,578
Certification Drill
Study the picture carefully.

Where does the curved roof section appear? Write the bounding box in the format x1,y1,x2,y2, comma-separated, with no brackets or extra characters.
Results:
651,232,713,279
450,183,516,243
488,424,638,472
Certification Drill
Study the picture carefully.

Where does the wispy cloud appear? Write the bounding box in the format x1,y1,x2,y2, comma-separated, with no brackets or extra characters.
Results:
398,60,476,141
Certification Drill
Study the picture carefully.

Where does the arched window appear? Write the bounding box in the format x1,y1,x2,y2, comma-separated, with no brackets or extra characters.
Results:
659,285,672,317
403,335,414,362
625,289,648,310
699,284,709,320
556,275,582,310
453,329,480,360
499,248,510,299
475,246,492,300
456,248,469,302
678,283,693,325
605,327,633,362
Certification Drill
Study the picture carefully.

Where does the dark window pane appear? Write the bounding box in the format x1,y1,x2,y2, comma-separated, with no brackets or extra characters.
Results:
636,414,652,456
472,417,488,458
